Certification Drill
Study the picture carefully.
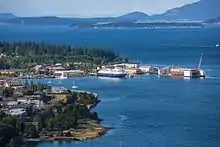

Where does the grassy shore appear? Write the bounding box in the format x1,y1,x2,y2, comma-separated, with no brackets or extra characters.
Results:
40,119,111,141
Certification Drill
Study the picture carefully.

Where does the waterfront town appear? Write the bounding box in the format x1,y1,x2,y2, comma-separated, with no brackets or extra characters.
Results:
0,75,109,144
0,41,206,146
0,41,206,80
0,61,206,144
0,59,206,80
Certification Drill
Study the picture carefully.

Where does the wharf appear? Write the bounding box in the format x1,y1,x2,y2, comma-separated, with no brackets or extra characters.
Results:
110,53,206,79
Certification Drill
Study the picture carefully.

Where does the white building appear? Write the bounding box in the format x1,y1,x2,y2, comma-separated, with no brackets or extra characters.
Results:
8,108,26,116
139,66,154,73
31,100,45,108
54,70,84,78
115,63,139,68
51,86,69,94
17,98,29,103
7,101,19,106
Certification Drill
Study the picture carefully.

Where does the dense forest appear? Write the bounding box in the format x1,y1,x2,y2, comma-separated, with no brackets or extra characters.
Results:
33,100,99,132
0,41,126,69
21,82,100,132
0,111,23,147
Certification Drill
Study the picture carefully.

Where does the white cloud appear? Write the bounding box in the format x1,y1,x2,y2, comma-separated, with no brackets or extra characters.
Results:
0,0,199,17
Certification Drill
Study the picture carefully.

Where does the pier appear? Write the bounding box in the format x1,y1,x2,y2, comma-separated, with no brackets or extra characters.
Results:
98,54,206,79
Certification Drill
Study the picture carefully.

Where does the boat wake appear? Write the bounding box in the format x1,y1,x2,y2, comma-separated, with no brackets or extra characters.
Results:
206,76,220,79
103,97,121,103
118,114,128,126
160,44,215,48
102,96,126,103
204,68,215,72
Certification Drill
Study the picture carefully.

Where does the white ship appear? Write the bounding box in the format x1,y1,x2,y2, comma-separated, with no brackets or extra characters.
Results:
97,68,127,78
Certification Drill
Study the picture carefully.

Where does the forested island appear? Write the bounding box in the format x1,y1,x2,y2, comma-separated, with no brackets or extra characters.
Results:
70,22,204,28
0,41,127,70
204,16,220,24
0,82,108,147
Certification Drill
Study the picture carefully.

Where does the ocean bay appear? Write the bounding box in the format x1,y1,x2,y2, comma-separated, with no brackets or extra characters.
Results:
1,26,220,147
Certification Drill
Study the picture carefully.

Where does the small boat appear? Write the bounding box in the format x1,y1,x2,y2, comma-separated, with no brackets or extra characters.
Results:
72,80,78,89
216,44,220,47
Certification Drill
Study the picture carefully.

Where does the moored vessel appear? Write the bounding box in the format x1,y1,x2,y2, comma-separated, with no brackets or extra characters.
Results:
97,68,127,78
158,53,206,78
72,80,78,89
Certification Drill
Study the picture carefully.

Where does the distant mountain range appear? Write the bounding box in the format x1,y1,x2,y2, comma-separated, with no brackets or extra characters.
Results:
0,13,16,20
115,11,149,22
204,16,220,24
150,0,220,21
0,0,220,25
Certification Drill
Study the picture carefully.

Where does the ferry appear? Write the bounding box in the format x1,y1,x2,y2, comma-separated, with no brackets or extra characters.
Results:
97,68,127,78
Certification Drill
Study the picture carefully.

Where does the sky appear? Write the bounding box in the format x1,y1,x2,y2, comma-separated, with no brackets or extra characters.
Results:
0,0,199,17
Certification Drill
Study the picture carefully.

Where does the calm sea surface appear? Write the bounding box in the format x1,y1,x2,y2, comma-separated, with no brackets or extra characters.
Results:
1,25,220,147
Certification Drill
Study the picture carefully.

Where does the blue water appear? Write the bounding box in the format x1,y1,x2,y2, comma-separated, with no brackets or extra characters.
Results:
1,25,220,147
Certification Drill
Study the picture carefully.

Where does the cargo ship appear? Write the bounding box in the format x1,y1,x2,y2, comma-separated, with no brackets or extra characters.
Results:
97,68,127,78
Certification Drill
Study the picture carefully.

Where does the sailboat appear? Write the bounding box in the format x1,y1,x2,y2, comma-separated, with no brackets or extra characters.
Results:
72,80,78,89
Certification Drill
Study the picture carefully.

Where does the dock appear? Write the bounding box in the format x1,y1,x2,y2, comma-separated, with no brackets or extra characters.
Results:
100,54,206,79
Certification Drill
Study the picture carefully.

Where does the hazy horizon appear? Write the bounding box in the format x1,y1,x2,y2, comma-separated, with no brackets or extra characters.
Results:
0,0,199,17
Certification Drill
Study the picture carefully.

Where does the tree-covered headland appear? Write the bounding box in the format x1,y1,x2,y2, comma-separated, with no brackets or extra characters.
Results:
0,82,106,146
0,41,127,70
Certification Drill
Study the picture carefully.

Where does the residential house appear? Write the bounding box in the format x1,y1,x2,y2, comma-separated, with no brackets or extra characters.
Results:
51,87,69,94
8,108,26,116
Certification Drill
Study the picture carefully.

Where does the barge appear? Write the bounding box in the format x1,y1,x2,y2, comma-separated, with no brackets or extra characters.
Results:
158,53,206,78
